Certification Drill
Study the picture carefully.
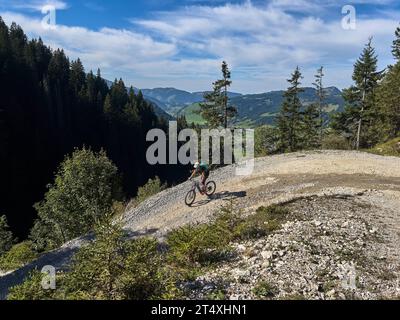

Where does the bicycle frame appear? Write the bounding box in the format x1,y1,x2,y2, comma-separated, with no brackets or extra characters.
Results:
190,180,203,193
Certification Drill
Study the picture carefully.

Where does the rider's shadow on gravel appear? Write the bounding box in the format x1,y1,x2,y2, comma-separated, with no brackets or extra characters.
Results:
190,190,247,207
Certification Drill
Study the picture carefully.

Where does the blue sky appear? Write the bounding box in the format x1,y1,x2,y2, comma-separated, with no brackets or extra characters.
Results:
1,0,399,93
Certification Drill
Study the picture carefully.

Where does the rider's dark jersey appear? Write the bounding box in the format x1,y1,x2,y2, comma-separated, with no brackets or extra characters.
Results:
196,163,209,174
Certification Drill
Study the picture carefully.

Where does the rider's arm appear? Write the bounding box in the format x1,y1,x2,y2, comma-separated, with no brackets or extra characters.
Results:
189,169,196,180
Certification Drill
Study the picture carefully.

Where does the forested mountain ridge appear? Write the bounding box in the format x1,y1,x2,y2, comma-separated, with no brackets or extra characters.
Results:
131,86,242,116
178,86,345,126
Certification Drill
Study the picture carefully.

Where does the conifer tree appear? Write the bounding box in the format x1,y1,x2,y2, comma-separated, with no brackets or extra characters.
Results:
199,61,237,128
0,215,14,255
376,61,400,138
332,38,383,149
302,103,320,150
392,24,400,61
313,66,325,143
277,66,304,152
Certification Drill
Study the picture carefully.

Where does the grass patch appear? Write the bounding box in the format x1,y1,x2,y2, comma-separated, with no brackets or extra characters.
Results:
252,281,278,299
368,137,400,157
0,241,37,272
232,205,290,240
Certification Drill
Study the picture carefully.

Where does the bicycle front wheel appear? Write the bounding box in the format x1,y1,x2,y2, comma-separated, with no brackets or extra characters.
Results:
205,181,216,196
185,190,196,206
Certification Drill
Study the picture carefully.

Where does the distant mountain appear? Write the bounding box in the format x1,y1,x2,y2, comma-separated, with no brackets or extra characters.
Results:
104,80,174,121
105,81,242,117
178,87,345,127
140,87,242,115
104,81,344,127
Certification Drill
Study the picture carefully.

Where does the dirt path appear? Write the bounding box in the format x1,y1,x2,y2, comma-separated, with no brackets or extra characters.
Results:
122,151,400,239
1,150,399,299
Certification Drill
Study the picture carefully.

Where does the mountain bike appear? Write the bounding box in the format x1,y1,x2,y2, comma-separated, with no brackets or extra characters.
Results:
185,180,216,206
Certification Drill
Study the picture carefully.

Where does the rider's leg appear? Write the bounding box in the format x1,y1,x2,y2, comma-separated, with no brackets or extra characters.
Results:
201,173,206,193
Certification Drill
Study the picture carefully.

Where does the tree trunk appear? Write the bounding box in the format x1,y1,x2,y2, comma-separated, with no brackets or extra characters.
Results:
356,89,366,150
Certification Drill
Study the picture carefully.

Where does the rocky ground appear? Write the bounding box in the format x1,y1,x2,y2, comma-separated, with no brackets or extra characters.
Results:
183,193,400,300
1,150,399,299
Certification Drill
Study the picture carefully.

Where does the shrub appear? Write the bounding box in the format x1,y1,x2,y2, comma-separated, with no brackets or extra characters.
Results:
369,137,400,157
10,221,180,300
0,241,37,271
321,133,351,150
136,176,166,204
7,270,58,300
252,281,278,299
63,221,177,300
31,147,122,249
167,223,232,268
0,215,14,255
255,125,280,157
233,205,289,240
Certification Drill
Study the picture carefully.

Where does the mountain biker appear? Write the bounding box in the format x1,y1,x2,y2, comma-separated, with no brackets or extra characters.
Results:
188,161,209,194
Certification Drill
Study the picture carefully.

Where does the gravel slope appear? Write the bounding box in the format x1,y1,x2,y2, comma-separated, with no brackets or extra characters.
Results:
1,150,399,299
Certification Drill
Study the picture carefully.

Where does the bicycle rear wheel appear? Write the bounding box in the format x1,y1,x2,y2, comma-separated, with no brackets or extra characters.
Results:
205,181,216,196
185,190,196,206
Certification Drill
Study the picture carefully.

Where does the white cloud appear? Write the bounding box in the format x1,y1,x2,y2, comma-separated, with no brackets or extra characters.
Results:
1,0,399,93
1,0,69,11
132,1,399,91
0,11,177,79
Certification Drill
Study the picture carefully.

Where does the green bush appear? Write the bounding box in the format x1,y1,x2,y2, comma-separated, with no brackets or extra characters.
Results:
167,222,232,268
0,241,37,271
252,281,278,299
9,221,180,300
369,137,400,157
254,125,280,157
31,147,122,249
7,270,57,300
321,133,351,150
62,221,177,300
166,203,289,269
136,176,166,204
232,205,289,241
0,215,14,255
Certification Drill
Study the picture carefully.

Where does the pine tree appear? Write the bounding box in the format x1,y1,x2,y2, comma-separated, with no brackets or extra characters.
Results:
312,66,325,144
332,38,383,149
277,66,304,152
0,215,14,255
302,103,320,150
376,62,400,138
69,59,86,96
199,61,237,128
392,24,400,61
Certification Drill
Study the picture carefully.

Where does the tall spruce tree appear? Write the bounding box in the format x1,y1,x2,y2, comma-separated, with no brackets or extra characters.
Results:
277,66,304,152
302,103,320,150
392,24,400,61
199,61,237,128
312,66,325,144
0,215,14,255
332,38,383,149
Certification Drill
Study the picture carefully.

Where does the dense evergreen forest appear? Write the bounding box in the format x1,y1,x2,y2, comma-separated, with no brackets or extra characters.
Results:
0,18,187,238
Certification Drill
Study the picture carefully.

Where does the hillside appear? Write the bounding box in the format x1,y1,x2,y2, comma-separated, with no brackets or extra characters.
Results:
102,84,345,127
141,88,242,115
1,151,399,300
178,87,345,126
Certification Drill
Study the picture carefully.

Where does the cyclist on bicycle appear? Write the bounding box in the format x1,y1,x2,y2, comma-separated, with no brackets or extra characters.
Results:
188,161,210,194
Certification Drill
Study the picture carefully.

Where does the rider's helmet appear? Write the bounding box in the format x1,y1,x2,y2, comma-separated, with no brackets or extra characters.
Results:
193,161,200,169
